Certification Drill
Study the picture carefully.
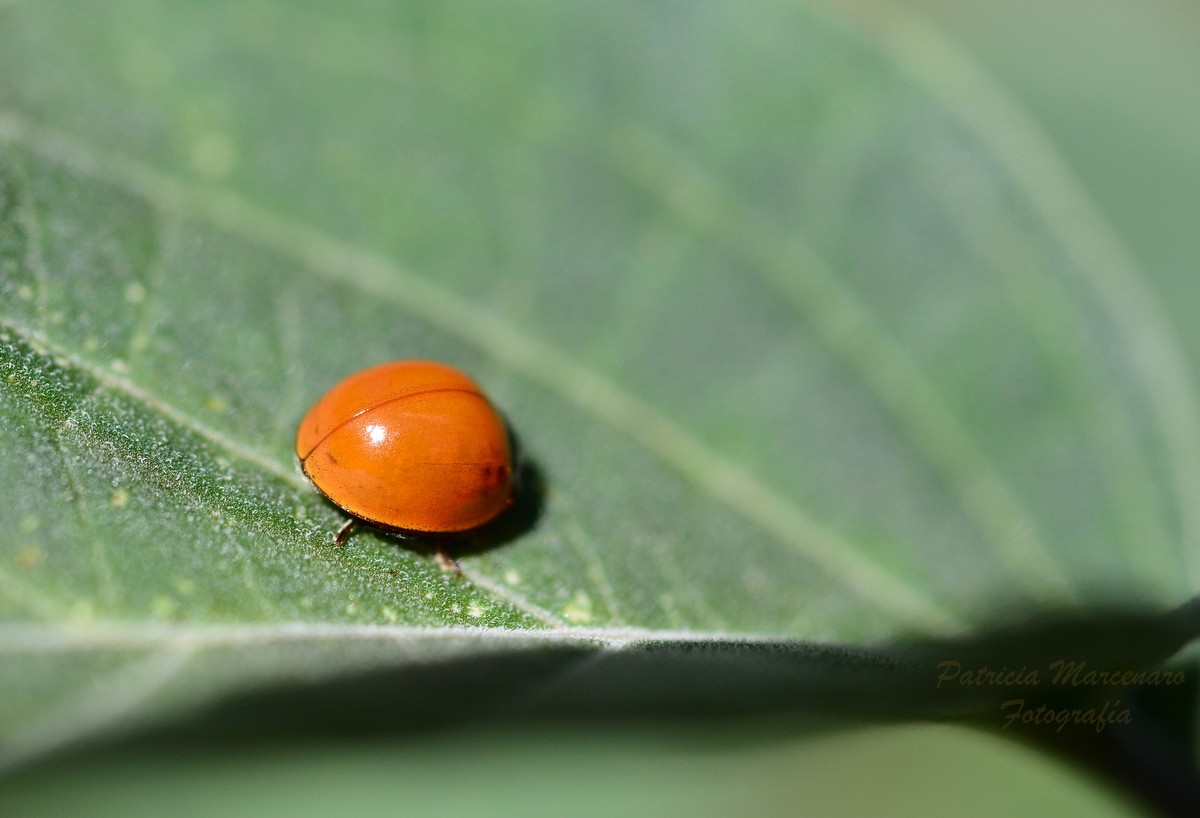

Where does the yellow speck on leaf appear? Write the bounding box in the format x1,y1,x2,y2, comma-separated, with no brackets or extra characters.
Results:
562,590,594,624
151,595,176,618
124,281,146,305
190,130,238,179
69,599,97,622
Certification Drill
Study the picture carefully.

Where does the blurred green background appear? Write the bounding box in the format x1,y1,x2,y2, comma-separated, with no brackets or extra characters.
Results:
893,0,1200,363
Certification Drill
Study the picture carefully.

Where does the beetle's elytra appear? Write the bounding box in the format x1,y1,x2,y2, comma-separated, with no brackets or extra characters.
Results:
296,360,514,541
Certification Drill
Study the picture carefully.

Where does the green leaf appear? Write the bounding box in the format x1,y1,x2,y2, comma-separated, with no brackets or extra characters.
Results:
1,0,1197,769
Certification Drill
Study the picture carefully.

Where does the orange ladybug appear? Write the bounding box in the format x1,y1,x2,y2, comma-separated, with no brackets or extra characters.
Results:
296,360,514,551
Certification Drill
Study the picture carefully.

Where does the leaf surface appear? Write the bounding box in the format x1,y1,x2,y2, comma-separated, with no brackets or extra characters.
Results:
1,0,1196,767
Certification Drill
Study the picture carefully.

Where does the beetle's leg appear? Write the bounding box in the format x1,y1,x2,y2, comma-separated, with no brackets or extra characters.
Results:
434,544,462,576
334,518,358,547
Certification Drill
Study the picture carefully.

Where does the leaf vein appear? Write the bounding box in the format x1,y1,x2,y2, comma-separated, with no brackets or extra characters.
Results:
0,111,964,633
610,124,1077,604
0,320,565,629
842,0,1200,591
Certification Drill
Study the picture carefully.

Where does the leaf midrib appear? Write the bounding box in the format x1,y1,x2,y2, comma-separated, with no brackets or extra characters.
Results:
0,110,960,633
0,319,566,629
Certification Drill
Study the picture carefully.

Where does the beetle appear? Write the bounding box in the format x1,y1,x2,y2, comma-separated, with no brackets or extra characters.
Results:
296,360,514,566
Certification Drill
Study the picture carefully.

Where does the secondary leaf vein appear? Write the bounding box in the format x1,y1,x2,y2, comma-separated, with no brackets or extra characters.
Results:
0,111,962,633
